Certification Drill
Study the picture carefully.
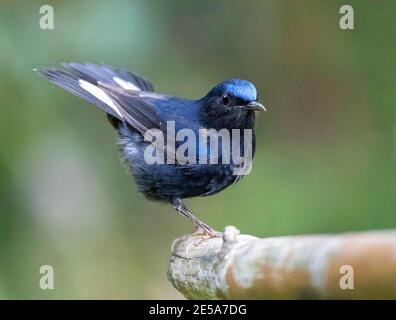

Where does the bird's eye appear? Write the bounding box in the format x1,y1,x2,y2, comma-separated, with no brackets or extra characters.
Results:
221,94,231,105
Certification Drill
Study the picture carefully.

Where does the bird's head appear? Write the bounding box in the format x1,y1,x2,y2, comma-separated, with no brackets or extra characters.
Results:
201,79,266,128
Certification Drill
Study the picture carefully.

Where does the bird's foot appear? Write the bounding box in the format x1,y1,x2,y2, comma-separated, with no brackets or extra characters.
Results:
171,198,222,238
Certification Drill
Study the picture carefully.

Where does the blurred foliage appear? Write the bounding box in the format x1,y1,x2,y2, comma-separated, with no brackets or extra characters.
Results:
0,0,395,299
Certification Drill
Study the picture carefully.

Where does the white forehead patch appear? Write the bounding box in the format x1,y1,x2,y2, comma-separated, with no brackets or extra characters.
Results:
113,77,141,91
79,80,123,118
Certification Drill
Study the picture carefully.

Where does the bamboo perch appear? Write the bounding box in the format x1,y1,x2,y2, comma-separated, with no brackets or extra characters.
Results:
167,226,396,299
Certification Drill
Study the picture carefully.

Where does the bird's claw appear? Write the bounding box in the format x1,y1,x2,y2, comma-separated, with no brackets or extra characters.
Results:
193,225,222,238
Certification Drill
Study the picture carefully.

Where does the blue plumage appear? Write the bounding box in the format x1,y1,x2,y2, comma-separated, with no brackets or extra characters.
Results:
36,63,266,235
207,79,258,102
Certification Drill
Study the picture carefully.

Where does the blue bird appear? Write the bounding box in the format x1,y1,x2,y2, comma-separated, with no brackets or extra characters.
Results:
35,63,266,236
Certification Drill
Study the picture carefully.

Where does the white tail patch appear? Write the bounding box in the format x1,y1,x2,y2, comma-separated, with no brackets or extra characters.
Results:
79,80,123,118
113,77,140,91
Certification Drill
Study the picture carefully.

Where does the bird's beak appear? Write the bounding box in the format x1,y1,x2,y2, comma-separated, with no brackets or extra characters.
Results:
244,101,267,111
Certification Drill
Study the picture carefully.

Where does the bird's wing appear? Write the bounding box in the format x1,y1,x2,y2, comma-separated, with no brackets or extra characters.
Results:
62,62,154,92
35,66,168,137
98,83,168,134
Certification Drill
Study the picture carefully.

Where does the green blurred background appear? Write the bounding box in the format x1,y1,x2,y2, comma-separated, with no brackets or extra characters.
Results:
0,0,395,299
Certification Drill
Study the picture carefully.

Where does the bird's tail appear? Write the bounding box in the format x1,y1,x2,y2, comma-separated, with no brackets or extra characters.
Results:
35,63,154,120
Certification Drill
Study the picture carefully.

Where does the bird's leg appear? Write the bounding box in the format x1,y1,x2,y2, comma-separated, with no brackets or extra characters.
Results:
171,198,219,237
